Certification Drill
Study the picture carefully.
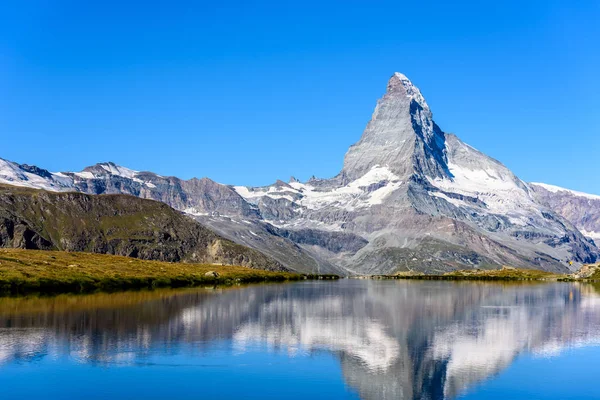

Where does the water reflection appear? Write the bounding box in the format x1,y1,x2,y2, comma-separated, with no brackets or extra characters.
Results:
1,281,600,399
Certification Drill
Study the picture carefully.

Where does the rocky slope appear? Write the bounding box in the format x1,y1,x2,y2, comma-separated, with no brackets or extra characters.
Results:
1,73,597,274
0,184,285,271
530,182,600,244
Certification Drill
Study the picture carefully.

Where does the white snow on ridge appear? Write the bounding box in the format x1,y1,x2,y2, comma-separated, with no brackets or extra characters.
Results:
73,163,157,185
530,182,600,201
581,230,600,241
98,163,139,179
78,163,145,183
236,165,403,212
429,162,537,215
294,166,403,211
233,185,298,203
73,171,95,179
1,158,162,192
430,191,467,208
425,133,545,224
0,158,72,192
182,207,209,216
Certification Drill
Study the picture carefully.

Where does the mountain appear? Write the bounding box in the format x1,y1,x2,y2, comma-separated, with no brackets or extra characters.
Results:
0,158,349,274
232,73,597,273
0,184,285,271
1,73,597,273
0,158,340,274
530,183,600,243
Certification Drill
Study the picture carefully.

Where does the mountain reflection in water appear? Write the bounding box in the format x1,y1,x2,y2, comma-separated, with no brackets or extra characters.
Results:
1,280,600,399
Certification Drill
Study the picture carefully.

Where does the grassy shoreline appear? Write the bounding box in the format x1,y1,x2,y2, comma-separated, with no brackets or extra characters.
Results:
0,249,338,296
2,249,597,296
360,266,600,282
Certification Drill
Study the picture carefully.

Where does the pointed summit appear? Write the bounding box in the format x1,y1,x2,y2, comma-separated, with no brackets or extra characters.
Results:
386,72,429,110
341,72,449,181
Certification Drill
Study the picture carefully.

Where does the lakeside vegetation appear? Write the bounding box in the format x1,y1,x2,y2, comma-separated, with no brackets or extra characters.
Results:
364,265,600,282
0,249,337,296
2,248,598,297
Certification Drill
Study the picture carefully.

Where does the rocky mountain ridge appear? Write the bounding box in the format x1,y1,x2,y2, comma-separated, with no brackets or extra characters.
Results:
1,72,597,274
0,184,285,271
530,182,600,243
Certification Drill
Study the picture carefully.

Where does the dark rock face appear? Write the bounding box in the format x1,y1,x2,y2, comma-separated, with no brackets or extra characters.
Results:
0,185,286,271
273,227,368,254
0,217,54,250
19,164,53,179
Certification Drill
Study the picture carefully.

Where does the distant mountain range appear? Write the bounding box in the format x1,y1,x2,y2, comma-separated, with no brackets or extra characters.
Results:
0,184,285,271
1,73,598,274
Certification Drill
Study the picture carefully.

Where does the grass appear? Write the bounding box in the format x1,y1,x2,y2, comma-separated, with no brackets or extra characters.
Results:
0,249,337,296
0,184,284,270
365,266,569,282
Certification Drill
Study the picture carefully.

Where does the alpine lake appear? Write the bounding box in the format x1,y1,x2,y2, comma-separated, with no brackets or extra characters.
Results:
1,279,599,399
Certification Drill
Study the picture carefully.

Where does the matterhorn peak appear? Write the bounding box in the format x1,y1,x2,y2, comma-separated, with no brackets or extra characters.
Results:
386,72,429,110
340,72,446,181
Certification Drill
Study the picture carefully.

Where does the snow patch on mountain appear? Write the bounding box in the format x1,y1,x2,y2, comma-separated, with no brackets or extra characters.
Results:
235,165,403,213
291,165,403,211
0,158,72,191
530,183,600,201
73,171,95,179
183,207,211,216
429,165,535,214
581,230,600,241
427,136,540,223
429,191,468,208
233,185,298,203
98,163,138,178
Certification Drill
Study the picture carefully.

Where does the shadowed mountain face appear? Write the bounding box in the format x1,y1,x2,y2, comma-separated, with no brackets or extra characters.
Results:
1,280,599,399
0,73,597,273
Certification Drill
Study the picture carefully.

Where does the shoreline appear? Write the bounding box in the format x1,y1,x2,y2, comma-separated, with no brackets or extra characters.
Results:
2,249,597,296
0,249,338,296
359,275,579,282
355,266,600,282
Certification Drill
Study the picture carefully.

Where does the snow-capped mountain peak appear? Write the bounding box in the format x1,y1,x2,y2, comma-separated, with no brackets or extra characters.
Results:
77,162,140,179
387,72,429,110
0,157,72,190
341,72,450,182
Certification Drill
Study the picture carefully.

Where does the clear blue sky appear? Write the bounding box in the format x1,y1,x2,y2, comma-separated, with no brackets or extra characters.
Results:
1,1,599,192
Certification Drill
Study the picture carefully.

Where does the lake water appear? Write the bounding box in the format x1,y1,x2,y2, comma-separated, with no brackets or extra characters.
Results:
1,280,600,399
